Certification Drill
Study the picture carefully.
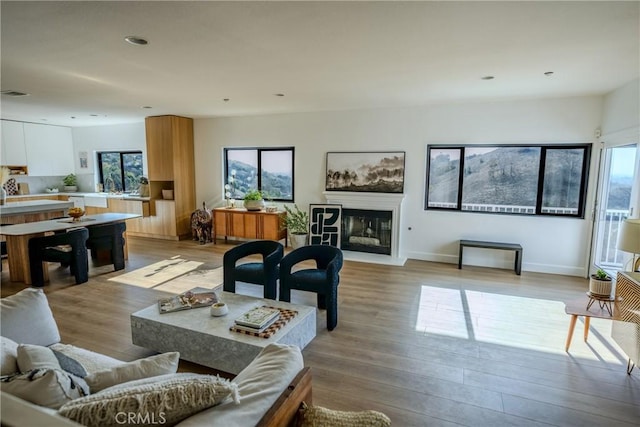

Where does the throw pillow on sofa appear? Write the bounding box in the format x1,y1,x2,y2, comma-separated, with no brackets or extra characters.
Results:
2,344,89,410
85,351,180,392
1,369,88,410
0,288,61,346
0,336,19,375
16,343,87,377
49,343,124,375
298,402,391,427
59,373,239,427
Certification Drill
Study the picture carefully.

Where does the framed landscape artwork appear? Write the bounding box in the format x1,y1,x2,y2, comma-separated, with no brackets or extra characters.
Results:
325,151,405,193
309,204,342,247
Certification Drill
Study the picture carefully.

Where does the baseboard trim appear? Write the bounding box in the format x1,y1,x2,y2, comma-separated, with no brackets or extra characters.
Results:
404,251,585,277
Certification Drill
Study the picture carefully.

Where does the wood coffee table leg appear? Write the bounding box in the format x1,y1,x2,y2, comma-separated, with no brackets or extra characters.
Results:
565,314,578,352
583,316,591,342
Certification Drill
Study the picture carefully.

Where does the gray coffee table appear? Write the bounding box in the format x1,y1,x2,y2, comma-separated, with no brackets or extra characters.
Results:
130,288,316,374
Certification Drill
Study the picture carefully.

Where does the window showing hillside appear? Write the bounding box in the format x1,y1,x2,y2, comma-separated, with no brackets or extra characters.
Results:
427,148,461,208
541,148,587,214
462,147,540,212
98,151,143,193
425,144,590,217
224,148,294,201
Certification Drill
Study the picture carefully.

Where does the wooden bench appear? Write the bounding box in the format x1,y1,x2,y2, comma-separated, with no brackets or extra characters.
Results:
458,239,523,275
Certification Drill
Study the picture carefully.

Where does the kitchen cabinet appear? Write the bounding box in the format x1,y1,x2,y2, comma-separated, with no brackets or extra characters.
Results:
1,120,28,166
146,116,174,181
0,200,73,224
213,208,287,243
23,123,74,176
145,115,195,239
124,200,176,238
7,195,65,202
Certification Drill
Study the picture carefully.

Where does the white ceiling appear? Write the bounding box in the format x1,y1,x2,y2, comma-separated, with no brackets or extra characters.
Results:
1,1,638,127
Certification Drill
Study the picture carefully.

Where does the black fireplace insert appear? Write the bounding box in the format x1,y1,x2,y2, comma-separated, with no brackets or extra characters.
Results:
341,208,392,255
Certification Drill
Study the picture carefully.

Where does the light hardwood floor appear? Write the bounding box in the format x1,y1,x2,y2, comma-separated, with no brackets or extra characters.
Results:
1,237,639,426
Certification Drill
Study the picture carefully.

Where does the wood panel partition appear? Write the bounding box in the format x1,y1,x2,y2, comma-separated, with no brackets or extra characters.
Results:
145,115,195,240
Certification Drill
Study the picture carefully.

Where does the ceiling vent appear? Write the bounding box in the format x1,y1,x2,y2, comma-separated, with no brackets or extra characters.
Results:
1,90,29,97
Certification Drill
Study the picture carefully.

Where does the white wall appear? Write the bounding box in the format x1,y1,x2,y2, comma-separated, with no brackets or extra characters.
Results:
194,95,604,276
71,123,146,191
601,78,640,139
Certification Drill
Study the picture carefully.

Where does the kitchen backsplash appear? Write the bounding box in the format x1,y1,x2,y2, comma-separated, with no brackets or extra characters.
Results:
11,173,94,194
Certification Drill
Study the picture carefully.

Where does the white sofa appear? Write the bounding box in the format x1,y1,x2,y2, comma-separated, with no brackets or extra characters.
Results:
0,288,310,427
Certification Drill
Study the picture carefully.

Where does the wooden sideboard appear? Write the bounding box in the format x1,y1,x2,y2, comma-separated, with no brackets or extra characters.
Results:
213,208,287,244
613,271,640,374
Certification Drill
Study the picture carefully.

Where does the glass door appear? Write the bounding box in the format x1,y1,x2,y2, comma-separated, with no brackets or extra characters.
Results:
592,143,639,274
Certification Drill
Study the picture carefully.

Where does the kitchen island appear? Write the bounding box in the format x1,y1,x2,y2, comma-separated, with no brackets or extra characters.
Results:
0,213,140,284
0,199,74,224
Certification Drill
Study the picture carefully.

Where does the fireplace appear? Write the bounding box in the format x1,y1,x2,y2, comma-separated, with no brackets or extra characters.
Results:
341,209,392,255
323,191,406,265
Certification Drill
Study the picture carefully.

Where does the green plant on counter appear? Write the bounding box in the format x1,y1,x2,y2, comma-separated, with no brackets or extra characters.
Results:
62,173,77,186
139,176,149,184
243,189,263,201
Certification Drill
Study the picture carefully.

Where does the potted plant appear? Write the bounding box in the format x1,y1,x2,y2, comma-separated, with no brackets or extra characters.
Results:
284,204,309,249
589,268,612,297
243,189,265,211
62,173,78,192
138,176,149,197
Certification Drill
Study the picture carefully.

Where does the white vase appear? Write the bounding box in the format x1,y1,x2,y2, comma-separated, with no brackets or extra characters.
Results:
244,199,265,211
290,233,308,249
589,277,612,297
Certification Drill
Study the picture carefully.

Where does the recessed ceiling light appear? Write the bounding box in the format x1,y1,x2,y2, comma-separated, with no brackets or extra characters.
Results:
274,93,285,97
544,71,554,76
70,116,76,119
1,90,29,97
223,98,230,102
124,36,148,46
90,114,98,117
481,76,494,80
141,106,153,109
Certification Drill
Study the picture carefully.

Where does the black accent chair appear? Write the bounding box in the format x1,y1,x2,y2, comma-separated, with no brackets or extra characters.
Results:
1,224,11,272
223,240,284,300
28,228,89,286
0,240,6,271
279,245,343,331
86,222,127,271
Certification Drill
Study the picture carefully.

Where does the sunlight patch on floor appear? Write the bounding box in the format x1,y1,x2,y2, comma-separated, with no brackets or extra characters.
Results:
108,256,203,288
415,285,627,362
416,286,470,339
153,267,223,294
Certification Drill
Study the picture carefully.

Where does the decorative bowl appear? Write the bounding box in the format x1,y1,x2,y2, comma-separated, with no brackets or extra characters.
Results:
210,302,229,317
68,208,85,221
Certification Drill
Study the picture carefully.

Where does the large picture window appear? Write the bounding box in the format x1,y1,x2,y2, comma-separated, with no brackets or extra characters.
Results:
224,147,294,201
425,144,590,217
98,151,143,193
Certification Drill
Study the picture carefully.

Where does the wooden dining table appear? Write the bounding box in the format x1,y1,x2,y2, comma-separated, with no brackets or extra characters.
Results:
0,213,140,285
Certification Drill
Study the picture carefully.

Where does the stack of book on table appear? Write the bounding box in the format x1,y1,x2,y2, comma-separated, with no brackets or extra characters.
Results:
233,306,281,333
